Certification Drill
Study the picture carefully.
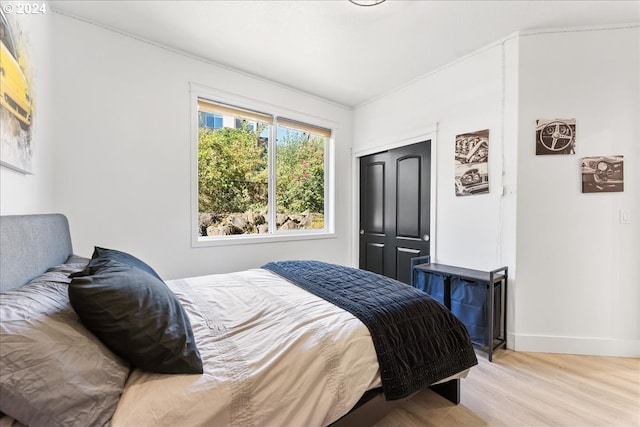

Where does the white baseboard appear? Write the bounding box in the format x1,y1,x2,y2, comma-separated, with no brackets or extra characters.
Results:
507,333,640,358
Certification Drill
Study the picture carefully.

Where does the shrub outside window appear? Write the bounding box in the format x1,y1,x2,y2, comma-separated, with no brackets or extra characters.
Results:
196,97,332,242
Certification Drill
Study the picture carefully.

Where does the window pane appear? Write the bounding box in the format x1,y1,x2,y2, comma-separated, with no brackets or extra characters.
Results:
199,112,224,129
275,124,325,231
195,97,332,242
198,111,269,237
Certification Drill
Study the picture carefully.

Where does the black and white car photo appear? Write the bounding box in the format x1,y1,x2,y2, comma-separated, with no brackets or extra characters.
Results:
581,155,624,193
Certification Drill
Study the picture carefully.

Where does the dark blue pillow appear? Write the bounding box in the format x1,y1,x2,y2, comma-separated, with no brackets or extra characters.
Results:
68,259,203,375
70,247,162,280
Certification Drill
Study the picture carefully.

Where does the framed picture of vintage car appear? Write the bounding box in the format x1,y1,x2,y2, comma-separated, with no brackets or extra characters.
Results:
0,9,34,174
581,155,624,193
536,118,576,155
455,129,489,197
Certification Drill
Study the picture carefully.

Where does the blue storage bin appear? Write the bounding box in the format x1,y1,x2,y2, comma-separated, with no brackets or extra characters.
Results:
415,272,445,305
450,277,501,346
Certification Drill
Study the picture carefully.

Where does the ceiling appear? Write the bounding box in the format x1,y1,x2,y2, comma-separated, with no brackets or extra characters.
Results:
50,0,639,107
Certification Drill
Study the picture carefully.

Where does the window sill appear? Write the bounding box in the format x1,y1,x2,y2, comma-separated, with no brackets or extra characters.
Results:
192,230,336,248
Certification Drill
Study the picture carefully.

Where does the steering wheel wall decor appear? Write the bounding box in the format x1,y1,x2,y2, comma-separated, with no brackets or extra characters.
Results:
538,120,575,152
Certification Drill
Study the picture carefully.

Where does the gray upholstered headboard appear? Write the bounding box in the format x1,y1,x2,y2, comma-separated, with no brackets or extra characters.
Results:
0,214,74,292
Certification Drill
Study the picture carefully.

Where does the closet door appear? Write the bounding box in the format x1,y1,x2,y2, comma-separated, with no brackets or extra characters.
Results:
359,140,431,284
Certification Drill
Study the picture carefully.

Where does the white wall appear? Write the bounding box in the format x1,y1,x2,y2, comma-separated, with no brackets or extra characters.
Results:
354,40,518,272
51,13,354,279
353,36,519,347
354,25,639,357
515,25,639,356
0,3,54,214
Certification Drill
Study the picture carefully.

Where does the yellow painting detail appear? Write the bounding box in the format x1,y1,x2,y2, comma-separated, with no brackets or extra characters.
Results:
0,6,34,173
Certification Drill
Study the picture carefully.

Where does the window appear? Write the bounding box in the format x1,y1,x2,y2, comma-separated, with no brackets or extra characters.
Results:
195,97,332,243
199,112,223,129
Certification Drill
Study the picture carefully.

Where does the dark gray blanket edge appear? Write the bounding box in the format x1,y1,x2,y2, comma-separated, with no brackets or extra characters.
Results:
262,260,478,400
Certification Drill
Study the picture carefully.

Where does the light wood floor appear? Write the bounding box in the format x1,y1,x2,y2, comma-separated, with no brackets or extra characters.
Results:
374,350,640,427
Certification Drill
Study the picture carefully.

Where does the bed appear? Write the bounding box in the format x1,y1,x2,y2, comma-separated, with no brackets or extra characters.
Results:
0,213,478,427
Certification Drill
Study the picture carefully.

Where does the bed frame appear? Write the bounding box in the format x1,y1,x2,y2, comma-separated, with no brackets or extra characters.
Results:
0,214,74,293
0,213,461,426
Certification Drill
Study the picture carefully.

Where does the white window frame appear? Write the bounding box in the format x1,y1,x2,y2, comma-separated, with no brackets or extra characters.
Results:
190,84,336,247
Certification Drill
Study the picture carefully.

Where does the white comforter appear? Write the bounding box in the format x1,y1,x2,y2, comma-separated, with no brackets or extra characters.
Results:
111,268,381,427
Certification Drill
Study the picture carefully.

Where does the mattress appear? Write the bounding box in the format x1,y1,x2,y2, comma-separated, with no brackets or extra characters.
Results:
111,268,382,427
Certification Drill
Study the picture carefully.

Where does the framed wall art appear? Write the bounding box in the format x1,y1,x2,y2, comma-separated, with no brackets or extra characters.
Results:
0,9,35,174
536,118,576,155
581,155,624,193
455,129,489,197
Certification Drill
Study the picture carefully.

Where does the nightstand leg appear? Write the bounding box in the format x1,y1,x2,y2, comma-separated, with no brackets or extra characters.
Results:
487,280,494,362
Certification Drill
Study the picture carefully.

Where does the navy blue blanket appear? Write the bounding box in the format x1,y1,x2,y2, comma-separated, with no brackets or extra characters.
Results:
262,260,477,400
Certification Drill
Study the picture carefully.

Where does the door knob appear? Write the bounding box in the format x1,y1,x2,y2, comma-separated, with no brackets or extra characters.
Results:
423,234,430,241
360,230,365,235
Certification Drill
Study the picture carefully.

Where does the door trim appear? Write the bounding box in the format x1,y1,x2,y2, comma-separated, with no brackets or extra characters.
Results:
351,123,439,267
